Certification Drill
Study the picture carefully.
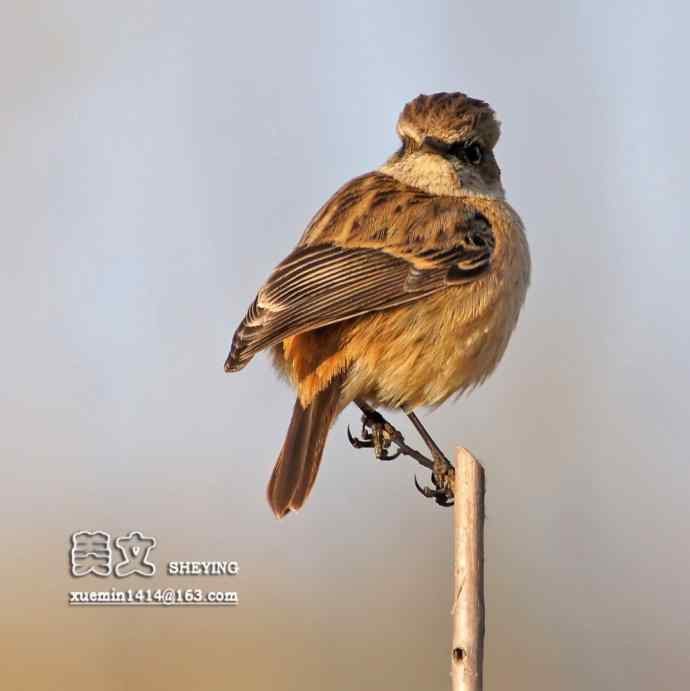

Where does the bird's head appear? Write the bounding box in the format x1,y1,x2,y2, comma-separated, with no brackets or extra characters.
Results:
383,92,504,199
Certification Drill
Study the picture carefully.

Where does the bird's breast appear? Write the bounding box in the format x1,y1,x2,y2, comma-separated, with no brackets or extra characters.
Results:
343,198,530,410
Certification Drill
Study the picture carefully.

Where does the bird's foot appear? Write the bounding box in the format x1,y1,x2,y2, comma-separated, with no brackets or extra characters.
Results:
347,410,402,461
347,402,454,507
414,452,455,506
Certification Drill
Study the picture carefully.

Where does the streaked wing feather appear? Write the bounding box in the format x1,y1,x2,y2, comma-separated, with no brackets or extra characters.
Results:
225,205,494,373
226,246,442,371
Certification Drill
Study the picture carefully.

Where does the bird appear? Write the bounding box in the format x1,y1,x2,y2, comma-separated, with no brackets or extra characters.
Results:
225,92,530,518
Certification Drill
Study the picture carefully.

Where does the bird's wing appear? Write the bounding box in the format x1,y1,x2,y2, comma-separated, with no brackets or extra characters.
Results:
225,188,494,373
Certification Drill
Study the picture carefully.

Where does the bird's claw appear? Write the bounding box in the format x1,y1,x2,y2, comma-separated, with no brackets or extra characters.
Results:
377,445,402,461
413,454,455,506
347,425,373,449
413,475,455,506
347,414,402,461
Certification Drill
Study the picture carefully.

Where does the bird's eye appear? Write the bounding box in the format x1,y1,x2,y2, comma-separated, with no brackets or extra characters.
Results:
464,142,483,165
448,140,483,165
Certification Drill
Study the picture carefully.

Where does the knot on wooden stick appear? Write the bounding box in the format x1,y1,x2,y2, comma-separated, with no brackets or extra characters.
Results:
452,647,466,662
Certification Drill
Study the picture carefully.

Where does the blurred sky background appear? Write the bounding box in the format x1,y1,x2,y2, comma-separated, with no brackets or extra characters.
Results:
2,2,689,689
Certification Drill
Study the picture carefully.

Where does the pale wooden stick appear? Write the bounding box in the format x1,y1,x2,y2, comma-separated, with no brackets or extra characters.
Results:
451,448,485,691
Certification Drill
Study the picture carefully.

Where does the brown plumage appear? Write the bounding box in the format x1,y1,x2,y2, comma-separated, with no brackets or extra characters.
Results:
225,92,530,518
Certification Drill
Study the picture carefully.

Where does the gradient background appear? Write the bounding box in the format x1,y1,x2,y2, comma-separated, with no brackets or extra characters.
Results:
2,2,689,689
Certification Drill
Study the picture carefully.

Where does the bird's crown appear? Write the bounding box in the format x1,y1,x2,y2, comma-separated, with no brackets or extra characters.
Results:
397,92,500,148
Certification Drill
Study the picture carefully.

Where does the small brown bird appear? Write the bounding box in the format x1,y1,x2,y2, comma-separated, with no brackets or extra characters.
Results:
225,92,530,518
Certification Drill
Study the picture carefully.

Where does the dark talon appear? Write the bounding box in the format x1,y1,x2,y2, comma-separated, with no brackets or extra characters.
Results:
347,421,391,457
414,474,454,506
347,411,400,461
347,425,373,449
377,446,402,461
414,475,435,498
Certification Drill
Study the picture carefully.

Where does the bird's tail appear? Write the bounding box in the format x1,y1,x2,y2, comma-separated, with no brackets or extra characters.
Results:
267,373,345,518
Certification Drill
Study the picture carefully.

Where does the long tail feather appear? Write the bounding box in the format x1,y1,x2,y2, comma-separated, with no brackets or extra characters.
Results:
267,374,345,518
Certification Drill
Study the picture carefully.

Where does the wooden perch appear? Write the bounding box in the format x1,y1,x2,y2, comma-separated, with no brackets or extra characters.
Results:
451,448,486,691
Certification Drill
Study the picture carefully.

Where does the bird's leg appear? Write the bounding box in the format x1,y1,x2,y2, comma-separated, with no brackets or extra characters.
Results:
348,400,435,470
347,400,455,506
407,411,455,506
